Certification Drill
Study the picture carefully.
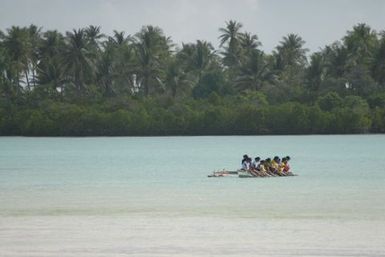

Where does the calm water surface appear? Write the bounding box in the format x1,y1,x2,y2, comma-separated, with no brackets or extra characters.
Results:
0,135,385,256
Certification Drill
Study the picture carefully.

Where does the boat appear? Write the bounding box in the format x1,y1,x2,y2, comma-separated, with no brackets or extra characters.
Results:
208,170,296,178
207,170,238,177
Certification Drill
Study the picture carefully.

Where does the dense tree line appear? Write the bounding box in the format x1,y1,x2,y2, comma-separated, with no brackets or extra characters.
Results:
0,21,385,136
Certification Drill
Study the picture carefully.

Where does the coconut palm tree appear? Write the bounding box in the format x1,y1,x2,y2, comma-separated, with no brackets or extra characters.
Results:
0,42,14,99
372,32,385,86
85,25,104,51
108,30,130,46
193,40,216,80
36,30,66,95
275,34,308,71
26,24,42,88
61,29,96,97
235,50,273,91
132,25,171,96
39,30,64,62
343,23,378,66
219,20,243,49
240,32,261,53
340,24,378,95
219,20,243,68
177,40,217,87
2,26,30,92
305,52,326,92
165,58,193,98
321,42,348,78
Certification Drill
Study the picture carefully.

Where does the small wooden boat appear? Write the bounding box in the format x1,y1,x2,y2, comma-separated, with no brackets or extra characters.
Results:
208,170,296,178
207,170,238,177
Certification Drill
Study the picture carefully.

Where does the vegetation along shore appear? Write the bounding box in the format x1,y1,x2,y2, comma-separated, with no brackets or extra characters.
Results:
1,21,385,136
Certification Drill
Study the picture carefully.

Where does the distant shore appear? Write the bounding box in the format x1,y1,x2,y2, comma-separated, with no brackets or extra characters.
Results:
1,23,384,136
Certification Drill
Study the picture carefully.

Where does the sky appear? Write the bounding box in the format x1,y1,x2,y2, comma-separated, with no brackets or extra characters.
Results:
1,0,385,53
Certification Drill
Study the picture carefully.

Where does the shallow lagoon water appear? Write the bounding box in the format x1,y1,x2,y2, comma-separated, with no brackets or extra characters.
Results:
1,135,385,256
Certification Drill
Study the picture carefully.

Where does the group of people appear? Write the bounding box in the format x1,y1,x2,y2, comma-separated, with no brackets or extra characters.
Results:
210,154,293,177
241,154,293,177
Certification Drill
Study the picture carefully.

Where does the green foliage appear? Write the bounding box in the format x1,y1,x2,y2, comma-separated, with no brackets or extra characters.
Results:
192,70,227,99
317,92,343,111
0,22,385,135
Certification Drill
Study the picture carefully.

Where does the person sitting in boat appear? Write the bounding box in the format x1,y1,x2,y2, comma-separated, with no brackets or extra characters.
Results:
282,156,293,175
258,160,272,177
241,154,249,166
264,158,276,176
272,156,285,176
248,157,264,177
241,157,251,170
251,157,261,169
271,156,279,172
279,157,287,174
256,160,270,177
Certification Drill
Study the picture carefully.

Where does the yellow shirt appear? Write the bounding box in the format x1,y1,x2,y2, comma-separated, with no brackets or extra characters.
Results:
271,160,279,170
259,164,266,172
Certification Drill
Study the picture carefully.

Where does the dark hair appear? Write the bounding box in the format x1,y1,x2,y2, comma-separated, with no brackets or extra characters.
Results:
266,158,271,162
285,156,291,160
255,157,260,161
273,156,279,160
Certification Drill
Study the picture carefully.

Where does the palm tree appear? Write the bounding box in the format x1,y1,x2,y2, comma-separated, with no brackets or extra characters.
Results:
26,24,42,88
275,34,308,71
94,31,133,97
343,23,378,66
372,32,385,86
85,25,104,50
165,59,192,98
108,30,130,46
62,29,96,97
2,26,30,91
305,52,326,92
0,42,14,99
96,43,115,96
37,30,65,95
339,24,378,94
219,20,243,67
132,25,171,96
235,50,273,91
240,32,261,53
94,31,136,96
39,30,63,59
37,60,66,96
177,40,217,88
322,42,348,78
193,40,216,81
219,20,243,49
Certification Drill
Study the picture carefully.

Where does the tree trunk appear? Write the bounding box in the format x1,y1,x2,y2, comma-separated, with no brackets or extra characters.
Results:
24,71,30,91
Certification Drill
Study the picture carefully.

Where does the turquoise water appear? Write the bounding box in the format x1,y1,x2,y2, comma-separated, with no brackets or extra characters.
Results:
1,136,385,256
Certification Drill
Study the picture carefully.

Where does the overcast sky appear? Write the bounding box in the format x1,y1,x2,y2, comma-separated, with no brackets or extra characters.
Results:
1,0,385,52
